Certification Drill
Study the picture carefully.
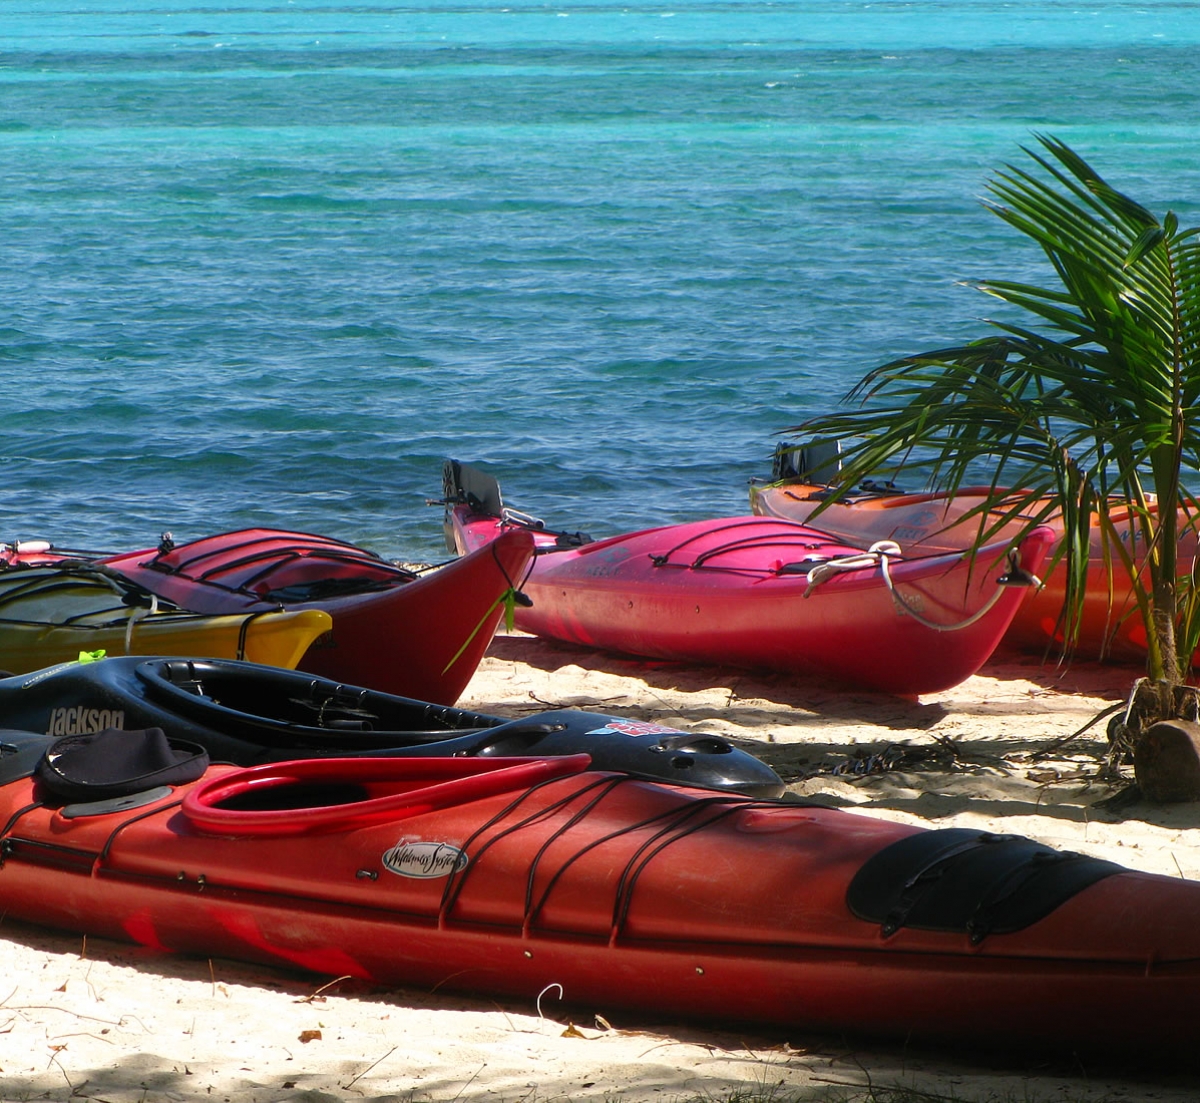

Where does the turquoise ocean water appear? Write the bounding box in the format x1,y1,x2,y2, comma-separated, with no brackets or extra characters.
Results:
4,1,1200,561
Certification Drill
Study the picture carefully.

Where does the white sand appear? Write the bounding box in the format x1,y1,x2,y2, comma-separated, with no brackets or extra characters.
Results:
2,633,1197,1103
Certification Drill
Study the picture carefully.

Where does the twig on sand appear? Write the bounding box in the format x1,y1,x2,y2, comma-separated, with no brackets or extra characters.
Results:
296,975,353,1003
536,982,564,1021
449,1062,486,1103
340,1045,397,1091
1031,702,1123,761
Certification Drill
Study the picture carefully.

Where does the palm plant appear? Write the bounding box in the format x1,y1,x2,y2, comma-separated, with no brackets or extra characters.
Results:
789,135,1200,744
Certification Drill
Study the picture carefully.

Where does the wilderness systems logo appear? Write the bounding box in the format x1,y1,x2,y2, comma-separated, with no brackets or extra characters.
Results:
46,707,126,737
382,840,469,879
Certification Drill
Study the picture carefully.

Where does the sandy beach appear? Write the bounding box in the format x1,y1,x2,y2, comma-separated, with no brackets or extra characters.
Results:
2,632,1198,1103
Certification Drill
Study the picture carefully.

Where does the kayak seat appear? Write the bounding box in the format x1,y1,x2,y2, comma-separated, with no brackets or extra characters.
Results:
265,577,395,603
210,780,371,812
136,658,495,741
183,753,592,836
846,827,1123,944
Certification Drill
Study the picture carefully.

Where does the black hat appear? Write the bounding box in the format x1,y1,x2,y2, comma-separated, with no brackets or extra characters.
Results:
36,727,209,802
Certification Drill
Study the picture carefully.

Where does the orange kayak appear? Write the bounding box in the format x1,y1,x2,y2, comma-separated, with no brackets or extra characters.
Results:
750,478,1198,661
1,740,1198,1057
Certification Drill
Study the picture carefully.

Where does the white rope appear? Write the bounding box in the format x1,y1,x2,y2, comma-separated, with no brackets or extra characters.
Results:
803,540,1028,634
124,592,158,653
803,541,903,596
881,555,1008,632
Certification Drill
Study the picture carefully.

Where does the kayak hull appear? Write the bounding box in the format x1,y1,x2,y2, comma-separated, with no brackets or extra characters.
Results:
445,465,1053,695
0,752,1196,1056
286,528,535,704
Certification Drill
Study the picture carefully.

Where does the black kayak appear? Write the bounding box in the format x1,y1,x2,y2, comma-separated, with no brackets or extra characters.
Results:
0,656,783,798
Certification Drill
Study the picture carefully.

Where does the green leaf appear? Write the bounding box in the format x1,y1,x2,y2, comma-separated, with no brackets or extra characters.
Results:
1124,226,1164,268
790,135,1200,687
441,588,521,675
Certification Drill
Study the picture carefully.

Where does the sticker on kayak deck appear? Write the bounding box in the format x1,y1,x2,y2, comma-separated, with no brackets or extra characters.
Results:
579,545,633,578
382,841,469,879
46,707,126,737
20,661,85,689
585,719,684,737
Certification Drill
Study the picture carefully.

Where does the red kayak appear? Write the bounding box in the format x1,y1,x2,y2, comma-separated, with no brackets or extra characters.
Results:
1,733,1196,1057
2,528,535,706
442,461,1052,696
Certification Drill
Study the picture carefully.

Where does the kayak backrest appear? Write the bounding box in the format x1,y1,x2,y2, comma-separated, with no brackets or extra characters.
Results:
773,439,842,482
443,459,504,518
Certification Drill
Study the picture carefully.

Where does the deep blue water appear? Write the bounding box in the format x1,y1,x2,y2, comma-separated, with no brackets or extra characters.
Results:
4,1,1200,561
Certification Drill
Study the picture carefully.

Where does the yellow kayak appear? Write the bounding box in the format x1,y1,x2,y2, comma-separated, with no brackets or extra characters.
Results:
0,566,331,674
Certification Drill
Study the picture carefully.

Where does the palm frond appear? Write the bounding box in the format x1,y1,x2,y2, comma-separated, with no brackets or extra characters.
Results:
790,135,1200,680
